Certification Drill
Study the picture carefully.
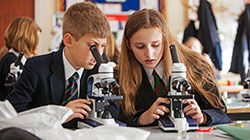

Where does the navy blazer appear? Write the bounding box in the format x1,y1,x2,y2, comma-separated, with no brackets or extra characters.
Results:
230,4,250,83
197,0,223,70
0,52,24,101
6,49,119,128
6,49,96,112
119,69,231,126
182,0,223,70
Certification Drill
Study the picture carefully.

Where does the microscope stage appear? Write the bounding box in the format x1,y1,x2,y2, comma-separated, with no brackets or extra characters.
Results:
78,118,126,128
159,117,198,132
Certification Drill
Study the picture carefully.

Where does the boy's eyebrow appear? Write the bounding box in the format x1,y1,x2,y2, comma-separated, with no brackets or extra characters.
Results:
88,40,106,46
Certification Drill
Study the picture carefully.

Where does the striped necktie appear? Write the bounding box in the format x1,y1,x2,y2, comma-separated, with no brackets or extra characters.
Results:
153,70,166,97
61,72,79,106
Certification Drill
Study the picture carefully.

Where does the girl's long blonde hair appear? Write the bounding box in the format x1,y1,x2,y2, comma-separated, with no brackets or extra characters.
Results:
0,17,41,59
105,33,120,64
118,9,224,116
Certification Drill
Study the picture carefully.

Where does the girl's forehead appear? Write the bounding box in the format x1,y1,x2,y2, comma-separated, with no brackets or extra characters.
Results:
130,28,162,43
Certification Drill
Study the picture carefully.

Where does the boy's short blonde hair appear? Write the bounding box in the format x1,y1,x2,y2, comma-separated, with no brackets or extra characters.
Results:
63,2,110,40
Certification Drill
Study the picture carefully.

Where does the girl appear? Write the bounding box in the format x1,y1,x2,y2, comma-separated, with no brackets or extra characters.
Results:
105,33,120,64
0,17,42,100
118,9,231,126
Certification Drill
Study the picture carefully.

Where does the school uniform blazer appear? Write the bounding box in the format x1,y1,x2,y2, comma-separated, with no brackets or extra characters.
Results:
230,4,250,83
119,69,231,126
6,49,96,112
197,0,223,70
0,52,24,101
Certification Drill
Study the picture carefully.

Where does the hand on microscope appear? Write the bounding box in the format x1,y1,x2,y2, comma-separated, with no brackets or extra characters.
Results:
64,99,92,123
182,99,204,124
137,97,170,125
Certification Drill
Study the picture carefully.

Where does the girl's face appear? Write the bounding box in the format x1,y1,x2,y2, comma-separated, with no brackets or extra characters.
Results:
129,27,164,69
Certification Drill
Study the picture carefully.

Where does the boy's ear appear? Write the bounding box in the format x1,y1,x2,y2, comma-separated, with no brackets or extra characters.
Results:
63,33,74,48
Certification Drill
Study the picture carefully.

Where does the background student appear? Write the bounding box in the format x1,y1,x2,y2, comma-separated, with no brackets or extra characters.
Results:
6,2,113,128
0,17,41,101
183,36,221,79
117,9,231,126
105,33,120,64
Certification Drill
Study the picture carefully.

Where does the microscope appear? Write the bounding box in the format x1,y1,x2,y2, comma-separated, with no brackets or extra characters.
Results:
159,45,198,133
4,52,24,88
242,67,250,102
78,45,123,128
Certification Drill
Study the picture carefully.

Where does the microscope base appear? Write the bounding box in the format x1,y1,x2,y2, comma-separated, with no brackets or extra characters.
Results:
159,117,198,132
78,118,125,128
242,93,250,102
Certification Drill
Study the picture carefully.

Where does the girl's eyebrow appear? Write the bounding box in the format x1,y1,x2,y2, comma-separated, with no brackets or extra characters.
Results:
151,40,161,43
132,42,144,45
132,40,161,45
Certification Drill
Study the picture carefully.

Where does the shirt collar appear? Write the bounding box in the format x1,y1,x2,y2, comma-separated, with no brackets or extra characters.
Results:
9,49,27,65
144,60,165,79
63,48,84,80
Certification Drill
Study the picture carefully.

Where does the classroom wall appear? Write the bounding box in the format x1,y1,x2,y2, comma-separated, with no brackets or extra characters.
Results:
34,0,185,55
167,0,185,39
35,0,55,55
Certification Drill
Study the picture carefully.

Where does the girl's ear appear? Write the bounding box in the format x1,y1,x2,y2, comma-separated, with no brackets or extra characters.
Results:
63,33,74,48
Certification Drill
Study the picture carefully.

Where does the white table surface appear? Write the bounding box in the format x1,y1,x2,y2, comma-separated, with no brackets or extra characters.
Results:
139,121,250,140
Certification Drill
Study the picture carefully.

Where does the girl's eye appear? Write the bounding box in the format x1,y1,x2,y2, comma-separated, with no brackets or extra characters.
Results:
136,45,144,49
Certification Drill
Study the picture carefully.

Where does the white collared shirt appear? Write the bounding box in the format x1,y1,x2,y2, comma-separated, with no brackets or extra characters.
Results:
63,49,84,97
9,49,27,65
144,60,167,90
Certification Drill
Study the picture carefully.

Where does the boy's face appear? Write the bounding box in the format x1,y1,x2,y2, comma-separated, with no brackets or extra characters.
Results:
65,34,107,70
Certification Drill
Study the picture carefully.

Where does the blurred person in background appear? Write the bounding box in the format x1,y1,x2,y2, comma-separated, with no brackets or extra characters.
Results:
105,33,120,64
184,37,220,79
0,17,42,101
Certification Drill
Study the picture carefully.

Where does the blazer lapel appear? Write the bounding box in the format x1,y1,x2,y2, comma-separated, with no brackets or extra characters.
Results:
49,49,65,104
138,69,157,107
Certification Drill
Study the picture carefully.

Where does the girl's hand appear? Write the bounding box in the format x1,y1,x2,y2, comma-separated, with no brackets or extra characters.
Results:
182,99,204,124
137,97,170,125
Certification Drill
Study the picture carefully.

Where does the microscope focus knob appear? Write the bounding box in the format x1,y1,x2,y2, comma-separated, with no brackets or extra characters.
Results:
101,110,112,119
89,100,93,110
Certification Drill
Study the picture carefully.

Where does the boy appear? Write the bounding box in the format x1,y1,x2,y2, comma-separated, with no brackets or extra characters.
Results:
7,2,111,127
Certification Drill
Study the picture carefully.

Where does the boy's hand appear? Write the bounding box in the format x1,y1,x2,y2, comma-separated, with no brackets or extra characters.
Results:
64,99,92,123
137,97,170,125
182,99,204,124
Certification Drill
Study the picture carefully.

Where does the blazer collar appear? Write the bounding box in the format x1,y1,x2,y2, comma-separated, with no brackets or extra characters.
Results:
49,49,66,104
137,69,158,107
49,49,97,103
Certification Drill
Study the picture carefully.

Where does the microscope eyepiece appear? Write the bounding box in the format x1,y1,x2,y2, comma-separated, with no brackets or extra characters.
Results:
90,45,104,63
14,52,24,67
102,51,111,63
170,45,180,63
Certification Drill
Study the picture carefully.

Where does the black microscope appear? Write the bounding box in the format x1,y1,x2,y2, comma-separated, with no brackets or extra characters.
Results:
78,45,123,128
158,45,198,134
